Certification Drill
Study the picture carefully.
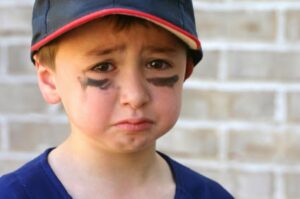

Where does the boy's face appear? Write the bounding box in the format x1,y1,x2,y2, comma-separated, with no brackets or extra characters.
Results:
38,18,191,153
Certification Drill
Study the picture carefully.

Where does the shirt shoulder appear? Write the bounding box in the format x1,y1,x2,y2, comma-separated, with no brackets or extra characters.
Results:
0,153,44,199
0,148,69,199
0,172,29,199
159,152,234,199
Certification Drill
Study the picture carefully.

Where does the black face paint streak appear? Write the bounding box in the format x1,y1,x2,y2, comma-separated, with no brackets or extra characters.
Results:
146,75,179,88
78,76,112,90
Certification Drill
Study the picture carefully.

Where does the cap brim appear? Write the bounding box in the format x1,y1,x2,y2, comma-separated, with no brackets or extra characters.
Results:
31,8,202,63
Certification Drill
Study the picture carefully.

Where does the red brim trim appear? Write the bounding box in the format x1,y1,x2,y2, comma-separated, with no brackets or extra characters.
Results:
31,8,201,52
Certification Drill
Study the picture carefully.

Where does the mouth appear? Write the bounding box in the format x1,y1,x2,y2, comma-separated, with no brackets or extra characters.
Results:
113,118,154,132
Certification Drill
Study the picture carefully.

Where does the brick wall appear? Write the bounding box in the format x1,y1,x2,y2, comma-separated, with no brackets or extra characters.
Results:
0,0,300,198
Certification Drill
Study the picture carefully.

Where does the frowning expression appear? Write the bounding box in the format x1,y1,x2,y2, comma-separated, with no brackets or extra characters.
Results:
51,17,190,153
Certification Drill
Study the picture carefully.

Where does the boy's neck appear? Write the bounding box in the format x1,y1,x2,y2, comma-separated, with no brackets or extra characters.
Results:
48,133,169,185
48,133,175,198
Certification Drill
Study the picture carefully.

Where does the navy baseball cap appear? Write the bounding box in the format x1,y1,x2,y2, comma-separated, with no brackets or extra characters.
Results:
31,0,203,65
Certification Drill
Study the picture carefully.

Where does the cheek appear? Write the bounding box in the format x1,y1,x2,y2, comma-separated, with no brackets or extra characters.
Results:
153,85,183,121
61,84,116,133
79,90,115,122
154,92,182,137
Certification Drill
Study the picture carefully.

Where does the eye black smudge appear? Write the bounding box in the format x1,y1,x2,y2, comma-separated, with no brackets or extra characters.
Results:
146,75,179,88
78,76,112,90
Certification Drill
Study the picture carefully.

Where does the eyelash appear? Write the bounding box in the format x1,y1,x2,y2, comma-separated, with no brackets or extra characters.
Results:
146,59,172,70
90,59,171,72
91,62,115,73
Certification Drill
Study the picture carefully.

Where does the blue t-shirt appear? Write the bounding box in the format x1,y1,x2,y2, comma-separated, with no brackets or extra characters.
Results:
0,149,234,198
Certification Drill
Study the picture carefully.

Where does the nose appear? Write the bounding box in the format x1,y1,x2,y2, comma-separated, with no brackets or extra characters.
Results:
119,71,151,110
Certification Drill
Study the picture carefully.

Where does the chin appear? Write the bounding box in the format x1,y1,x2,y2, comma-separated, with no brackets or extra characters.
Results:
111,137,156,154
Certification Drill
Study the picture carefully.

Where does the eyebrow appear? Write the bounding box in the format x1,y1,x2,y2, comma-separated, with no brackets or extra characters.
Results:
86,44,126,56
85,44,180,57
142,45,180,54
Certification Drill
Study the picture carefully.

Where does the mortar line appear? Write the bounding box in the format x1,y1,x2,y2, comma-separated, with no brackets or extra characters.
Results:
202,42,300,51
218,50,228,81
0,0,34,7
218,126,228,162
0,119,9,151
193,1,300,11
274,91,287,123
0,44,8,75
176,120,300,132
276,9,286,45
184,80,300,92
274,169,285,199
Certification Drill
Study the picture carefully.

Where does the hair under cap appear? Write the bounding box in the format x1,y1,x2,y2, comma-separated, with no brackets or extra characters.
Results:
31,0,203,65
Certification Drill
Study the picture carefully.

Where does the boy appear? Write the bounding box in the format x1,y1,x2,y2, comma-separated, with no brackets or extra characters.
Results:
0,0,234,198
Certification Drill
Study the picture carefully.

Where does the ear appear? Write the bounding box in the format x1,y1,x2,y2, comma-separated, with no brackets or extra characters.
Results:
184,57,194,80
34,55,61,104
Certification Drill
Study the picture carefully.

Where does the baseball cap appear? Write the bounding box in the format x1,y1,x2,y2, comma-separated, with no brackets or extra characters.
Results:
31,0,203,65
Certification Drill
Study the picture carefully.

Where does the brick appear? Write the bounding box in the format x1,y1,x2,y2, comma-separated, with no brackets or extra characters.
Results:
229,129,300,164
286,10,300,43
158,127,218,159
228,130,280,163
8,43,34,75
191,50,219,80
230,170,273,199
282,131,300,164
181,90,275,121
181,90,229,120
9,122,69,152
0,159,28,175
0,83,47,114
230,92,275,121
227,51,300,82
195,10,276,42
286,173,300,199
287,92,300,122
0,6,32,36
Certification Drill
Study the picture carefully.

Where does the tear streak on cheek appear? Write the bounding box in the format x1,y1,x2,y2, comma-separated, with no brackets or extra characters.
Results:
78,76,112,90
146,75,179,88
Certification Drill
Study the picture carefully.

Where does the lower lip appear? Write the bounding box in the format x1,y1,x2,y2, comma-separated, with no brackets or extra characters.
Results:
115,122,153,132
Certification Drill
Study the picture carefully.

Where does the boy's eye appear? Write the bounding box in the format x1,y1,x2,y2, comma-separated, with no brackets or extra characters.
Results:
147,60,171,70
92,62,115,72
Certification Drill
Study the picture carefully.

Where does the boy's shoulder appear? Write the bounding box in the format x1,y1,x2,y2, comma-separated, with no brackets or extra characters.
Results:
0,151,42,198
0,171,28,198
0,149,67,199
159,152,234,199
